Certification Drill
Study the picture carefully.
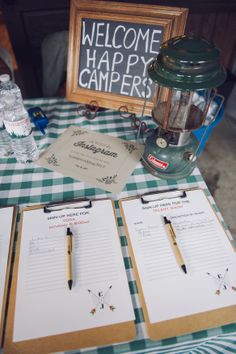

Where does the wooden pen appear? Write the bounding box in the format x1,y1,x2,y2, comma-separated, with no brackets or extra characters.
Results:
163,216,187,274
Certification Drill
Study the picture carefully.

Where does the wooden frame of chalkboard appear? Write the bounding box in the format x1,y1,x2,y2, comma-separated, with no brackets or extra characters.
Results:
66,0,188,115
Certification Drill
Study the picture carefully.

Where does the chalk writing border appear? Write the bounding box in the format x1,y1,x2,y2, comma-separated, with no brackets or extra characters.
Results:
66,0,188,115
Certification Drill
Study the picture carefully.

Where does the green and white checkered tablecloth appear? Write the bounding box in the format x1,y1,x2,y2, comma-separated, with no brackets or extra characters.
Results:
0,98,235,354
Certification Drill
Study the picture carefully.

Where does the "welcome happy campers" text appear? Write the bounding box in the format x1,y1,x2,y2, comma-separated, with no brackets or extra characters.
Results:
78,19,163,98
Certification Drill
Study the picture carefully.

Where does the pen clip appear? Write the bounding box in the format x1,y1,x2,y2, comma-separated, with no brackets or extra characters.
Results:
44,199,92,213
141,190,186,204
67,227,73,252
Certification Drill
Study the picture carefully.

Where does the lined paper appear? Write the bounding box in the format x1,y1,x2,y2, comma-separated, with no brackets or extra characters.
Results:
0,206,15,338
25,227,121,295
75,228,120,285
172,216,230,271
26,234,65,293
135,225,179,280
121,189,236,323
13,200,134,342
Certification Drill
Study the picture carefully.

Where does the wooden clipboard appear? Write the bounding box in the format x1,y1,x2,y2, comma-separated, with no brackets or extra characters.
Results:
119,188,236,340
4,199,135,354
0,206,18,347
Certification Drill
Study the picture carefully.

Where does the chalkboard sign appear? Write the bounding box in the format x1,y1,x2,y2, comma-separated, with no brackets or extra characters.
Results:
78,18,163,100
67,0,188,115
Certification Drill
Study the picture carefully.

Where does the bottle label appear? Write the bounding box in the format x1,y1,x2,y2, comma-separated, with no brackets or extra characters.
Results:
4,116,32,138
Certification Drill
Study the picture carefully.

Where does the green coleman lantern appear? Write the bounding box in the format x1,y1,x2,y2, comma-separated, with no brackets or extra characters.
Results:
142,35,226,179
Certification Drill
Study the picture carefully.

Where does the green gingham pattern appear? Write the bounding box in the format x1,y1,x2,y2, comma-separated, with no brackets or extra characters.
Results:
0,97,235,354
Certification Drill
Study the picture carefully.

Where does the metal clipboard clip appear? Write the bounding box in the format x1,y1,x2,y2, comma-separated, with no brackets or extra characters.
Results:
43,199,92,213
140,189,187,204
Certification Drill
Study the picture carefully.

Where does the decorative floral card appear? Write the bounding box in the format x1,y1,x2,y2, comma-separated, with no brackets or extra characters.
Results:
37,126,144,193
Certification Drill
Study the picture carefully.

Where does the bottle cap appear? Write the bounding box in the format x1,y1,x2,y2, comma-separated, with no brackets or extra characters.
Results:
0,74,10,83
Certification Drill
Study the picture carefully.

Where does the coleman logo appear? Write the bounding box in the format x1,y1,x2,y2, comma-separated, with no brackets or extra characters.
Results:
147,154,169,170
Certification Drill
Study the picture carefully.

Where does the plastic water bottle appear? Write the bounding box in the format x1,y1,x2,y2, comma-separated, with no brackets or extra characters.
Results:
0,73,22,103
3,94,39,163
0,101,13,157
0,73,21,158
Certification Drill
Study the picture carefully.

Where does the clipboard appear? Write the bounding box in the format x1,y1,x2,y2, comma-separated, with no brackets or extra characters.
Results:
119,188,236,340
4,198,135,354
0,206,18,347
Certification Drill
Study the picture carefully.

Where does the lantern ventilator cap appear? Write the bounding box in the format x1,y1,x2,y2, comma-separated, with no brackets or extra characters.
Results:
148,35,226,90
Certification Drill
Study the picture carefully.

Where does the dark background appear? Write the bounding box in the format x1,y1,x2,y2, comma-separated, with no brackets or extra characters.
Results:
0,0,235,100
